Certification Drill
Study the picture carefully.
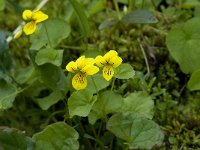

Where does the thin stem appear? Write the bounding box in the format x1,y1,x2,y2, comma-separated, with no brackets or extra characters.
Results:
91,76,99,97
109,138,113,150
137,39,150,79
111,77,116,91
44,22,52,48
78,118,93,150
142,0,145,8
150,0,156,9
97,121,103,139
128,0,134,11
94,121,103,149
113,0,121,20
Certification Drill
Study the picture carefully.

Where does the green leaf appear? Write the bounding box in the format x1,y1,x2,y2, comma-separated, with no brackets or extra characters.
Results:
88,91,123,124
87,74,110,93
36,64,67,91
37,91,64,110
122,9,158,24
30,18,71,50
0,127,34,150
182,0,200,9
99,18,119,30
114,63,135,79
68,89,97,118
166,17,200,73
0,32,13,72
0,79,17,110
35,48,63,66
107,112,164,149
87,0,106,17
14,65,36,84
23,80,48,98
122,92,154,119
69,0,91,37
0,0,6,11
188,69,200,91
33,122,79,150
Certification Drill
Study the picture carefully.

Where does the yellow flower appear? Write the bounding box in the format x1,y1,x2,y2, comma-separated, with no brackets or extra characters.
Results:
22,9,48,35
95,50,122,81
66,56,99,90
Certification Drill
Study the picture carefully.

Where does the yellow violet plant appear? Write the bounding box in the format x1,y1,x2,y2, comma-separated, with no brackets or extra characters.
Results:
66,56,99,90
95,50,122,81
22,9,48,35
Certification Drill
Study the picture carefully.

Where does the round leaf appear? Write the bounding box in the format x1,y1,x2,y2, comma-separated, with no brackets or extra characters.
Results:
0,79,17,110
122,92,154,119
68,89,97,118
114,63,135,79
87,74,110,93
0,127,34,150
37,64,67,91
88,91,123,124
35,48,63,66
166,17,200,73
30,18,71,50
107,112,164,149
33,122,79,150
36,91,64,110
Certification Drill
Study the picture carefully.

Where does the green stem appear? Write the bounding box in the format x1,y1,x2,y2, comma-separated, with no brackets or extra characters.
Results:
111,77,116,91
78,118,93,150
113,0,121,20
91,76,99,97
94,121,103,149
44,22,52,48
137,39,150,79
142,0,145,8
128,0,134,11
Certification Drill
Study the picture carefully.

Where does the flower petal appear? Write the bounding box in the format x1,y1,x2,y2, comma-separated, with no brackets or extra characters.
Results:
23,21,36,35
104,50,118,62
32,10,48,23
95,55,105,67
22,10,33,20
81,65,99,76
76,56,94,69
109,56,122,68
66,61,77,73
72,73,87,90
103,65,114,81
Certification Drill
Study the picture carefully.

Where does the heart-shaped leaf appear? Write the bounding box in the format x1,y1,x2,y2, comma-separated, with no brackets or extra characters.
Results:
35,48,63,66
107,112,164,149
166,17,200,73
88,91,123,124
122,92,154,119
0,127,34,150
33,122,79,150
68,89,97,118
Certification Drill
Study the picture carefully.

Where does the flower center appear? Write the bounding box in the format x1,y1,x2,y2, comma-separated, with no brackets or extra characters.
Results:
76,73,86,83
